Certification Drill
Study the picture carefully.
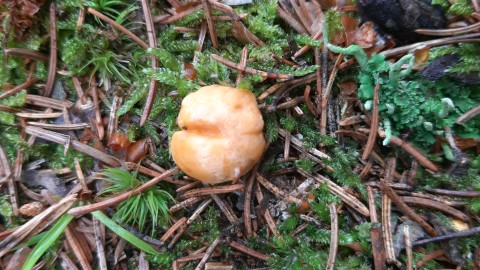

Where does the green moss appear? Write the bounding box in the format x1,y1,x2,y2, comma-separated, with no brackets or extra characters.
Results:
449,0,474,15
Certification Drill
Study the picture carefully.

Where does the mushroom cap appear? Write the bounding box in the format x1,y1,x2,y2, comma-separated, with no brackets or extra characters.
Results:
171,85,266,184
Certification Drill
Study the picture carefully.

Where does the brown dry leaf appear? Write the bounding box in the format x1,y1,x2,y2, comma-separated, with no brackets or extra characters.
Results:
413,45,430,64
342,14,357,46
0,0,45,40
353,22,379,48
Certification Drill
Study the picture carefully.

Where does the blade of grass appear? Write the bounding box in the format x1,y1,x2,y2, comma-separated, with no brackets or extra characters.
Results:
91,211,158,255
21,214,74,270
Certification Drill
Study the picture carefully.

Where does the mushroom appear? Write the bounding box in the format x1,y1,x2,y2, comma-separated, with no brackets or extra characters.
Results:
171,85,266,184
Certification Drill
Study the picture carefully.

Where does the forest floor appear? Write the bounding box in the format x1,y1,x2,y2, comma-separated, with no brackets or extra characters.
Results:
0,0,480,269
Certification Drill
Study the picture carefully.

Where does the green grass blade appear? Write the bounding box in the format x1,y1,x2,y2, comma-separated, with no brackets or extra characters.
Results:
92,211,158,255
21,214,74,270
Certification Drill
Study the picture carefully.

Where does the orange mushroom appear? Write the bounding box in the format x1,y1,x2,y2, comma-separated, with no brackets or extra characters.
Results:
171,85,266,184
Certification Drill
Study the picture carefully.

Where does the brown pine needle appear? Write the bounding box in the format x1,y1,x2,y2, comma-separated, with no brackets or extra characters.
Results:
210,54,294,80
44,3,57,98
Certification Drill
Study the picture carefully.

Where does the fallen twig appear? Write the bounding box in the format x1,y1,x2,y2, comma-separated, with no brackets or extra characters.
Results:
211,193,240,225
